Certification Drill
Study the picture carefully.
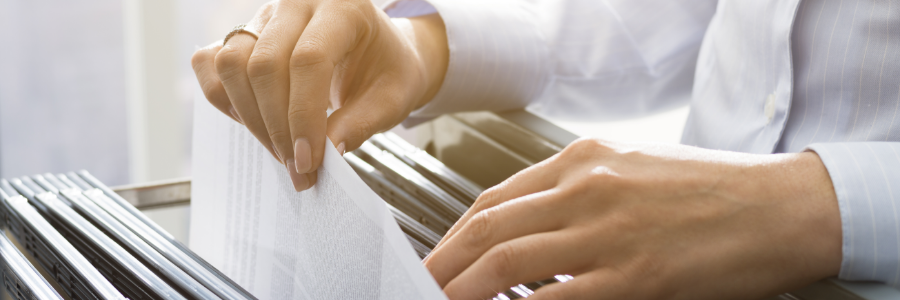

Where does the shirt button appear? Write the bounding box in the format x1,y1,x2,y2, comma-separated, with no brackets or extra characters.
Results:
765,94,775,123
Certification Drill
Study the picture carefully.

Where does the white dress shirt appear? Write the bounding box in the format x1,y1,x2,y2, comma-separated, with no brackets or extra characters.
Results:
385,0,900,288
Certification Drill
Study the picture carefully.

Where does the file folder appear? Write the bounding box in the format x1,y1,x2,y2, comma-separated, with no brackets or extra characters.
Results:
37,174,215,299
0,190,62,300
354,141,469,221
70,170,251,299
346,152,454,234
1,179,125,299
72,176,252,299
369,133,483,206
20,176,185,300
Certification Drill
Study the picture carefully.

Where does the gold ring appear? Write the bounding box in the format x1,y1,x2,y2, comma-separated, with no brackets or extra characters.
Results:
223,24,260,45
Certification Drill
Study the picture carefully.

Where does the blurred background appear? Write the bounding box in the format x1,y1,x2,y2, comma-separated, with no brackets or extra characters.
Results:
0,0,688,187
1,0,282,186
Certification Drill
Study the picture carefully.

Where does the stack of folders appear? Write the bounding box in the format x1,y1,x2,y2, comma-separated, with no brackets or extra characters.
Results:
0,132,568,300
349,132,573,300
0,171,256,300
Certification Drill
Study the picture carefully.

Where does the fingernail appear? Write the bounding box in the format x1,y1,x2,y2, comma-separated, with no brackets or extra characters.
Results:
336,142,346,156
272,143,282,162
294,138,311,173
229,106,243,124
286,159,309,191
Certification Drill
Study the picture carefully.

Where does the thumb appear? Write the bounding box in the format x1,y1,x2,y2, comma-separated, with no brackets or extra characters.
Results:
326,99,407,155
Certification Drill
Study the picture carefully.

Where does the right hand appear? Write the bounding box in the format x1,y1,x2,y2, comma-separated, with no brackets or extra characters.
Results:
191,0,448,191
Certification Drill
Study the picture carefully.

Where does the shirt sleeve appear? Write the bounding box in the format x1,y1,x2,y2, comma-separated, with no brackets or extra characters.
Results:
807,143,900,287
383,0,717,125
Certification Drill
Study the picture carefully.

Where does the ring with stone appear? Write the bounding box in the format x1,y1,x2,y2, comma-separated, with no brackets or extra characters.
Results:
223,24,260,46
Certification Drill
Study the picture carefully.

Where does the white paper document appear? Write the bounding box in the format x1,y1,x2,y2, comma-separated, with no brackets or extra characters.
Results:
189,98,446,299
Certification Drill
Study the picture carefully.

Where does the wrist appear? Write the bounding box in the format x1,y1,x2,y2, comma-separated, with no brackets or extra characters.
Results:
400,14,449,109
792,152,843,278
740,152,843,280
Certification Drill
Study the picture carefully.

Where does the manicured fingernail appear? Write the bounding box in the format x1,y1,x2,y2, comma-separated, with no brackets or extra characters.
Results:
229,106,243,124
286,159,309,191
272,143,282,162
294,138,311,173
336,142,346,155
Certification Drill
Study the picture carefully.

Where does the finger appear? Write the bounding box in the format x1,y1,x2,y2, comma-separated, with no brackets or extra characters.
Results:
192,42,236,122
442,230,592,300
424,189,568,286
215,4,279,160
246,1,317,191
288,6,369,186
285,161,319,192
326,90,408,155
477,154,567,210
434,155,566,250
218,34,278,161
528,270,632,300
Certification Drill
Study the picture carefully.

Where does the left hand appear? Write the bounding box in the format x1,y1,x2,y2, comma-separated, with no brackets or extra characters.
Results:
190,1,448,191
423,138,842,300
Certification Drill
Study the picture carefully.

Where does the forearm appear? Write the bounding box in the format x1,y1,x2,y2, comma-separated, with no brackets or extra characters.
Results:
386,0,551,120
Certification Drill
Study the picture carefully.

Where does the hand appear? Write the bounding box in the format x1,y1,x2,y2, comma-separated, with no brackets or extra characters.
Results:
424,138,842,300
191,0,448,191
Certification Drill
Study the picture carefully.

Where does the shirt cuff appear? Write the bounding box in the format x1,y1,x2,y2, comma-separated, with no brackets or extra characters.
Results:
384,0,552,125
807,143,900,287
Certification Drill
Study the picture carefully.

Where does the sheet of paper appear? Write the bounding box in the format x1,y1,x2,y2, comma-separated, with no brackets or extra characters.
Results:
189,97,446,299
